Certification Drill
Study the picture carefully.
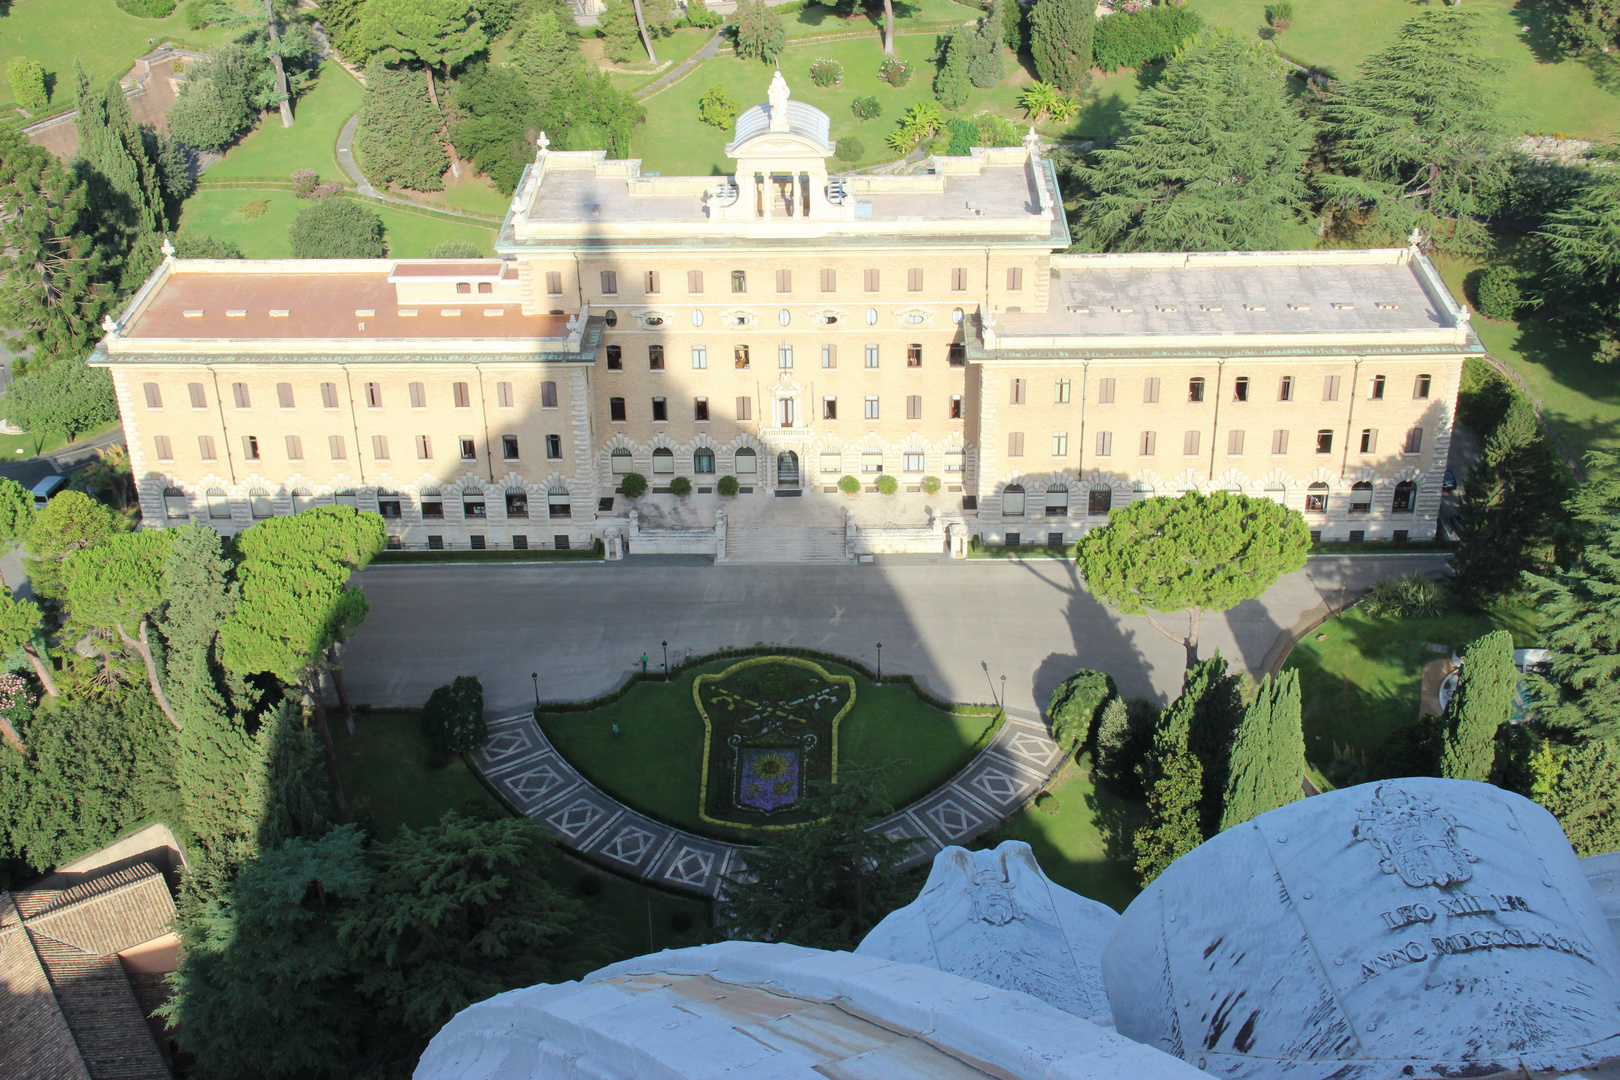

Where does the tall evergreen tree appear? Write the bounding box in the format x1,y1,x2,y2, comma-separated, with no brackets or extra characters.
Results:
1538,736,1620,857
935,27,972,110
1540,178,1620,359
1526,515,1620,738
73,65,168,238
510,9,587,112
1439,629,1518,781
1094,695,1155,796
166,43,261,153
24,490,124,604
358,58,450,192
1143,651,1244,833
1075,31,1311,253
361,0,488,176
1133,747,1203,885
1028,0,1094,93
968,3,1005,88
63,530,180,727
1316,9,1509,253
1219,669,1304,830
732,0,786,64
599,0,647,63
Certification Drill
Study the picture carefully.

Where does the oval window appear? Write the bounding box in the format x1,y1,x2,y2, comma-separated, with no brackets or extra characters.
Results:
691,309,703,327
730,315,747,327
778,308,791,326
865,308,878,325
819,314,838,325
906,314,924,324
952,307,964,324
604,309,617,327
645,316,664,327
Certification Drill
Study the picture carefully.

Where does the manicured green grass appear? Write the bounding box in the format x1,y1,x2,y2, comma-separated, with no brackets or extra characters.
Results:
598,26,716,92
1283,605,1538,784
783,0,982,37
0,420,120,461
538,658,1001,842
976,756,1143,912
1189,0,1620,140
0,0,240,115
205,62,363,185
175,189,496,257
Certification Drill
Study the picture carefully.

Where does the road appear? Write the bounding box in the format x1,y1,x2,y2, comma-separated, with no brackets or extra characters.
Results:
339,553,1449,716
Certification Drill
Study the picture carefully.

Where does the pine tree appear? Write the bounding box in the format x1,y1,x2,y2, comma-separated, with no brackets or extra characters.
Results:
73,64,169,237
358,58,450,192
510,9,587,114
361,0,489,176
732,0,786,63
1526,515,1620,738
599,0,646,62
1028,0,1093,93
1219,670,1304,830
1316,9,1509,253
24,490,124,604
1133,747,1203,885
968,3,1005,88
1440,630,1517,781
1540,178,1620,354
1076,31,1312,253
934,27,972,110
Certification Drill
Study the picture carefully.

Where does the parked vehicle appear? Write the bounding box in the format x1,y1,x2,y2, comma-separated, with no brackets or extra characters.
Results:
1442,470,1457,492
30,474,67,509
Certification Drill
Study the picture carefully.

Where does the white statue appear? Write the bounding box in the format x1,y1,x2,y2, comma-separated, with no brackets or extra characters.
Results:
535,131,550,161
767,70,791,132
160,236,176,258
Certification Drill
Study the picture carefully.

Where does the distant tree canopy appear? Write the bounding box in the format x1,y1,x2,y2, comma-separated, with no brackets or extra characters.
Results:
288,198,387,258
167,44,263,152
359,57,450,192
1028,0,1094,93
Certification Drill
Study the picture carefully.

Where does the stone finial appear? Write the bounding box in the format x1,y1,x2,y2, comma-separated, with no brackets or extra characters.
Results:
767,70,792,133
1408,226,1424,249
101,314,119,335
1023,125,1041,155
160,236,176,258
535,131,550,161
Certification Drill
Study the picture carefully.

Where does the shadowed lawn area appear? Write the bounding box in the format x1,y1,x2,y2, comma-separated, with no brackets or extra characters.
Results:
595,26,716,93
1284,606,1538,783
176,189,495,256
539,657,1001,842
784,0,983,36
205,62,363,184
976,756,1144,913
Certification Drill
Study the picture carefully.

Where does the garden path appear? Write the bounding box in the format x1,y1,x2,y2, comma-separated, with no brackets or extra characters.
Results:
472,705,1062,897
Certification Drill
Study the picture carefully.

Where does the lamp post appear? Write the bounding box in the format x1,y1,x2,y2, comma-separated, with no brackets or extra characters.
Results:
876,643,882,685
531,671,539,708
1000,674,1006,709
662,640,669,680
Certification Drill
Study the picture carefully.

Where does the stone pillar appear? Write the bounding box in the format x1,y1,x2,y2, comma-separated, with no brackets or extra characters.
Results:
714,508,727,563
603,526,623,560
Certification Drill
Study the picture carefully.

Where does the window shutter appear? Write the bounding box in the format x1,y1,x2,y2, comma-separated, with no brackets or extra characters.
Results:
153,435,172,461
1143,377,1160,404
906,395,921,420
409,382,425,409
1228,429,1245,456
1008,432,1024,457
820,268,835,292
736,396,751,421
372,435,389,460
1183,430,1200,456
143,383,162,409
499,381,515,408
329,435,346,460
1322,375,1340,401
1097,377,1115,404
1272,429,1289,455
1140,431,1156,455
1007,266,1023,291
198,436,216,461
908,268,922,291
320,382,339,409
277,382,295,409
189,382,207,409
687,270,703,293
1095,431,1112,456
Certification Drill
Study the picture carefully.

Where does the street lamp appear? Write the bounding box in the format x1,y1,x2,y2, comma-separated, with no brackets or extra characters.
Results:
1000,674,1006,708
531,671,539,708
662,640,669,680
876,643,882,685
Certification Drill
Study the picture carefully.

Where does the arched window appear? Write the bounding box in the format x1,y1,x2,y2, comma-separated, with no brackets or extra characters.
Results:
1263,483,1287,505
693,448,715,474
456,282,471,294
206,488,230,520
291,488,316,513
1044,487,1069,515
506,488,529,518
652,448,675,474
463,489,487,518
249,488,273,519
477,281,492,294
1305,481,1329,513
1393,481,1417,513
548,487,571,519
334,489,358,509
735,447,757,475
1003,484,1026,517
610,447,633,475
163,487,188,519
1350,481,1373,513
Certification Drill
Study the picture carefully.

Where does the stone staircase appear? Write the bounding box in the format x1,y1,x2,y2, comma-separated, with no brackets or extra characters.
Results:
724,524,850,564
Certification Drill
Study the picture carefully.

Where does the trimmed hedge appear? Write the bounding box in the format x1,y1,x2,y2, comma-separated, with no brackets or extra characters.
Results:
372,541,604,563
117,0,178,16
1092,4,1203,71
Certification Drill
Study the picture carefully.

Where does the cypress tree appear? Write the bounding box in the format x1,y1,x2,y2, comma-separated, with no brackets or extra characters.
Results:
1133,748,1203,885
934,27,972,110
1028,0,1093,93
511,9,587,115
968,2,1006,88
73,64,168,238
1219,669,1304,830
1142,652,1244,820
1439,630,1518,781
358,58,450,192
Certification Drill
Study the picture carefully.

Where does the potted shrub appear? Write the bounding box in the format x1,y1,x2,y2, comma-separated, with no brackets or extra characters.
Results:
838,475,861,496
877,474,899,496
922,475,942,494
620,472,648,498
717,475,739,497
670,476,692,498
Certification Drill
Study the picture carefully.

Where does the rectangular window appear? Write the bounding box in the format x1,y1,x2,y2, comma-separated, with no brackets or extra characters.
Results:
1360,428,1377,454
610,397,626,422
822,344,836,369
600,270,618,295
363,382,381,409
1370,374,1386,399
692,345,708,369
645,270,660,294
820,268,836,293
1183,430,1200,457
1272,429,1289,455
1052,432,1069,456
546,271,563,295
1098,377,1116,405
949,395,963,419
460,438,477,461
735,345,750,369
243,435,260,461
511,534,528,550
731,269,746,293
904,450,925,472
1007,266,1023,291
906,395,922,420
1055,379,1071,404
906,343,922,368
453,382,471,408
736,396,752,421
865,395,880,420
948,342,965,366
412,434,432,460
776,269,791,293
427,535,444,549
325,434,345,461
1306,490,1328,513
865,344,879,369
687,270,703,294
198,435,216,461
649,344,665,371
907,268,923,292
694,397,709,422
1095,431,1113,457
951,267,967,292
1010,378,1026,405
862,451,883,473
606,345,622,370
1008,431,1024,457
1405,427,1424,454
1089,488,1113,514
652,397,667,422
778,345,793,369
498,381,515,409
143,382,162,409
864,268,879,293
1188,377,1205,403
1228,429,1245,456
153,435,173,461
1140,431,1157,456
409,382,425,409
944,449,965,472
285,435,303,461
547,433,562,458
1279,375,1294,402
1322,375,1341,402
232,382,250,409
1415,374,1432,399
824,397,837,420
421,495,443,519
1316,429,1334,454
502,435,519,460
1143,377,1160,404
189,382,207,409
534,381,554,408
1233,377,1249,402
372,435,389,460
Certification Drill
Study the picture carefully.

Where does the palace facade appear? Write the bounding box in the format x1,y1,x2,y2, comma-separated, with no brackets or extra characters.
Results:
93,75,1482,553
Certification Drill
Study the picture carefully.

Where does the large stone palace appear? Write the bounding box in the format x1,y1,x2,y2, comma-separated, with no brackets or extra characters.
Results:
93,74,1482,553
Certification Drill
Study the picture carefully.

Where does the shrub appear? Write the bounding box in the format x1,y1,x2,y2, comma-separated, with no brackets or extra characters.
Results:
839,475,860,494
733,0,787,62
421,674,486,764
678,5,722,27
1477,265,1524,321
1091,4,1204,71
116,0,177,16
670,476,693,497
1047,668,1117,756
290,169,320,198
427,240,482,258
876,474,899,495
6,57,49,113
922,475,942,494
620,471,648,498
1266,1,1293,29
308,180,345,199
183,0,211,28
698,82,740,129
809,57,843,86
878,58,912,86
851,95,883,120
717,474,739,496
835,136,864,162
947,117,977,156
288,198,386,258
172,231,244,258
1361,572,1449,618
237,197,271,220
1035,790,1060,815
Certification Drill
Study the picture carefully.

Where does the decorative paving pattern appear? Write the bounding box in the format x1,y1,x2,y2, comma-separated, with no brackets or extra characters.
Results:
471,706,1065,896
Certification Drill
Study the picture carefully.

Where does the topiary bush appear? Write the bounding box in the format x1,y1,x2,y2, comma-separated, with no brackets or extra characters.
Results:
839,475,860,494
717,474,739,496
835,136,864,162
922,475,942,494
620,471,648,498
1035,790,1060,815
878,58,912,87
1476,265,1524,321
851,95,883,120
1091,4,1205,71
6,58,49,113
808,57,843,86
422,674,486,765
288,197,386,258
876,474,899,495
1047,668,1118,757
670,475,692,497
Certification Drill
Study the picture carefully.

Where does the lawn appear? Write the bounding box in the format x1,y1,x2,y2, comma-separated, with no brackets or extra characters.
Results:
538,657,1002,842
1283,605,1538,786
336,710,710,956
0,419,120,461
783,0,982,36
175,189,496,257
595,26,716,94
0,0,240,115
205,62,363,185
975,756,1143,912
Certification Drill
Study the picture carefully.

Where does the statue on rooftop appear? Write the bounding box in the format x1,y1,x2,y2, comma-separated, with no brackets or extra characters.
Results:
767,70,791,132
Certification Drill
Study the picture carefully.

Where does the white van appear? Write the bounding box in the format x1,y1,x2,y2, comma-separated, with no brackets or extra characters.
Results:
30,474,68,509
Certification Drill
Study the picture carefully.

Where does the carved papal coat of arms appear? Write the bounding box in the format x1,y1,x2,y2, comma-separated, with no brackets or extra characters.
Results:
1353,784,1478,888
